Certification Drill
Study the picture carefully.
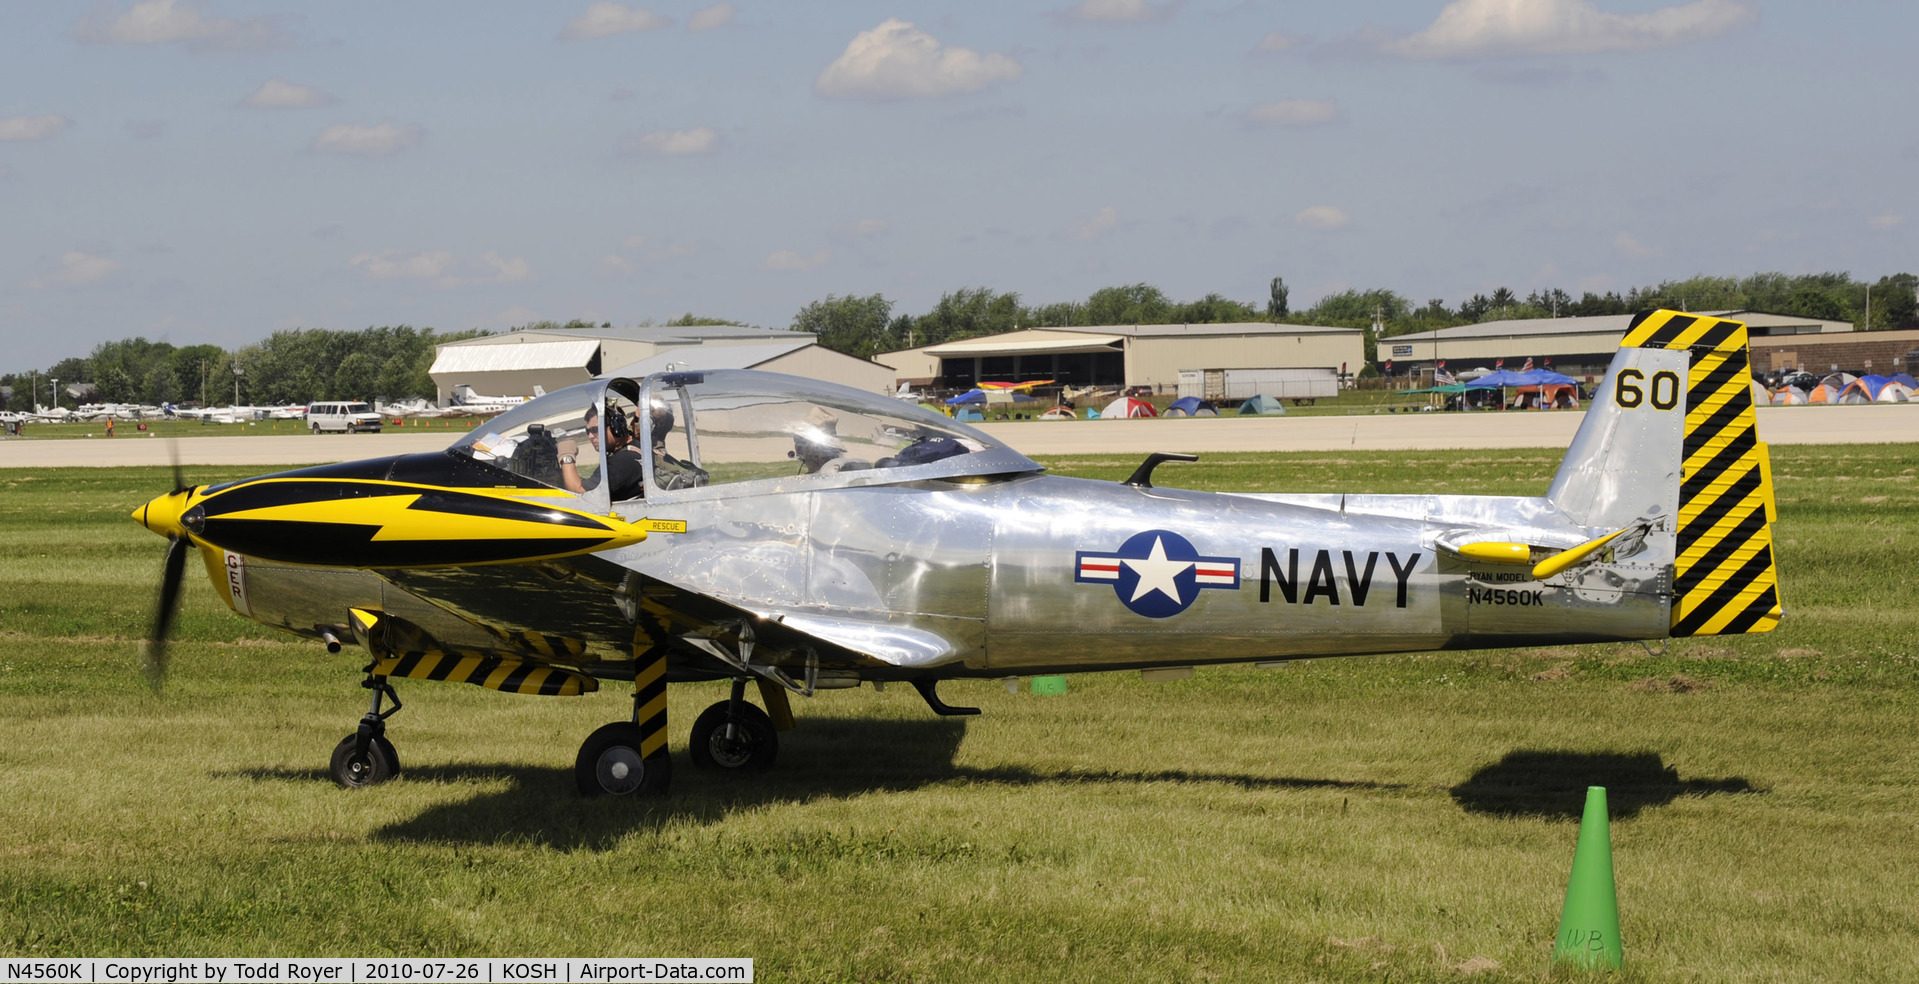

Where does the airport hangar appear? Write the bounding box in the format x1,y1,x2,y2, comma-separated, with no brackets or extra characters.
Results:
1373,310,1874,384
876,322,1367,392
427,324,897,404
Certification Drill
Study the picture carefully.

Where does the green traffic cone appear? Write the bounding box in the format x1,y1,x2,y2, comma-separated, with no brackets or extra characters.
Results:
1552,785,1623,971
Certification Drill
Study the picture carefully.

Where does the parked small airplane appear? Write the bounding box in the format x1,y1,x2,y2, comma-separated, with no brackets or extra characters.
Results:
133,310,1780,797
445,384,544,416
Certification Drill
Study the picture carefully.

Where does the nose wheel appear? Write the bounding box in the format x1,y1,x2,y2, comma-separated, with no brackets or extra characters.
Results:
331,671,403,789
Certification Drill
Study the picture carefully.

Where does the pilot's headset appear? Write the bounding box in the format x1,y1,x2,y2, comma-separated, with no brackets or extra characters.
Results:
598,403,632,449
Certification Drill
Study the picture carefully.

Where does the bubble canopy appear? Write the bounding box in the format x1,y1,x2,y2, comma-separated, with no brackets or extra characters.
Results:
449,371,1040,508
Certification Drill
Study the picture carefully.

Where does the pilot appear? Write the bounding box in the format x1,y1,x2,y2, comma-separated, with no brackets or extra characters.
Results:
559,403,646,500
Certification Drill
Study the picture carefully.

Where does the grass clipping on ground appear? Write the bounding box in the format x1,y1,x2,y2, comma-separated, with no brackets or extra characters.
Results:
1,448,1916,982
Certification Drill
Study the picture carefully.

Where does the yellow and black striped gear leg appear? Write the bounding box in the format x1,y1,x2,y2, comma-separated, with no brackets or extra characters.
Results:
633,632,670,764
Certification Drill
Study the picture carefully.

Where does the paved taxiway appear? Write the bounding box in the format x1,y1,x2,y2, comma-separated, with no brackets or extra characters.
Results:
1,404,1913,468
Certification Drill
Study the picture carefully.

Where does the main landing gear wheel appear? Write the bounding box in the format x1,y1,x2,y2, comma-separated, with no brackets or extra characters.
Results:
576,722,671,797
689,700,778,773
330,734,399,788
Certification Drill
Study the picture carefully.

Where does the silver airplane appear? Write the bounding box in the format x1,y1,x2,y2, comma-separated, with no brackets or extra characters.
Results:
131,309,1780,797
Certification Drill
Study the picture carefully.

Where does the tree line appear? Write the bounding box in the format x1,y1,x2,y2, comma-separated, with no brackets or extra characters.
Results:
6,270,1913,410
797,271,1919,365
1,326,486,411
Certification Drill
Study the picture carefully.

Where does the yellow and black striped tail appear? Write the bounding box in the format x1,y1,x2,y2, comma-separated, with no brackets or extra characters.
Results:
1621,310,1782,636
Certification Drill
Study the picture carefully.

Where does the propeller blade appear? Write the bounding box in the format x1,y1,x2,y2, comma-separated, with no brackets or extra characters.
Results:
169,439,186,495
144,535,190,691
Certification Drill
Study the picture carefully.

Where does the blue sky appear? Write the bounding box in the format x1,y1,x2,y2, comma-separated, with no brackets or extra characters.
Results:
3,0,1914,368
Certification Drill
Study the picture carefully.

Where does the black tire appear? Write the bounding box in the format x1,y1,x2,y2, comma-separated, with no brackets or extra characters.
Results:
330,733,397,789
373,735,401,779
688,700,779,773
311,423,321,435
575,722,671,797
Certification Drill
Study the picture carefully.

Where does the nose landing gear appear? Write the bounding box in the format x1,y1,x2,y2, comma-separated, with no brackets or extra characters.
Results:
331,669,402,789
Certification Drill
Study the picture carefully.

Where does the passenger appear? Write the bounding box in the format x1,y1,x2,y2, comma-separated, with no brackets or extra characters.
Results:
789,408,868,474
645,396,701,490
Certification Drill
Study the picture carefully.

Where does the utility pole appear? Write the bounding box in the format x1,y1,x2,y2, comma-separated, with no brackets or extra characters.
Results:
1865,282,1872,330
232,359,243,409
199,358,208,406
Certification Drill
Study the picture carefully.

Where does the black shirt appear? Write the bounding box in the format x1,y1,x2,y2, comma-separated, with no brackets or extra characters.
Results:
583,446,647,500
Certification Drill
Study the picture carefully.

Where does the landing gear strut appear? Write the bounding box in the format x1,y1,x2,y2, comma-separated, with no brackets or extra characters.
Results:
575,648,671,797
331,668,402,788
689,678,778,772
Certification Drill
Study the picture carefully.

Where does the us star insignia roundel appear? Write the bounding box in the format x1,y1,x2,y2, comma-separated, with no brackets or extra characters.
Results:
1075,529,1241,618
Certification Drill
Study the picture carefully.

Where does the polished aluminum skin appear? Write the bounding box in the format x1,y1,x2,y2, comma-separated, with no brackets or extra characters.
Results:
216,357,1681,683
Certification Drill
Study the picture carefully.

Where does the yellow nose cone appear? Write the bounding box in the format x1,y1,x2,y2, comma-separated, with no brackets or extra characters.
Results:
134,490,191,539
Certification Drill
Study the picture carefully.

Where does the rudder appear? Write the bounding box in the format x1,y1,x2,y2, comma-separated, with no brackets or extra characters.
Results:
1546,309,1781,637
1623,311,1782,636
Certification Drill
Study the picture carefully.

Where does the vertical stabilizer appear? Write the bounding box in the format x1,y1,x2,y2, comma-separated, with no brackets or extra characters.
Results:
1547,310,1781,636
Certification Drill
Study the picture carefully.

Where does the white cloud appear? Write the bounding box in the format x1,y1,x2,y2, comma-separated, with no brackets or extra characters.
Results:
647,241,700,261
242,79,333,109
621,235,648,250
1256,30,1304,52
1067,0,1181,23
25,251,120,289
126,120,166,139
477,252,530,283
1613,231,1658,257
350,250,528,287
0,115,72,141
351,250,455,281
310,122,422,156
832,218,890,240
1247,99,1339,126
560,3,671,40
1294,206,1350,231
763,249,830,271
687,3,735,32
75,0,281,49
600,254,636,276
1389,0,1757,59
1069,206,1121,241
816,19,1023,101
620,127,720,157
1869,213,1905,230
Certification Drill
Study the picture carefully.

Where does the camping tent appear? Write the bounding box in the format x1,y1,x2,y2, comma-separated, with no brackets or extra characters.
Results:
1098,396,1158,419
1771,386,1811,406
1237,394,1288,415
1809,372,1856,404
944,389,986,406
1164,396,1218,417
1039,406,1077,420
1838,375,1913,404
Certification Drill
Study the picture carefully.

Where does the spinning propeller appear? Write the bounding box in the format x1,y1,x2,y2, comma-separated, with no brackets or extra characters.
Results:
133,449,195,691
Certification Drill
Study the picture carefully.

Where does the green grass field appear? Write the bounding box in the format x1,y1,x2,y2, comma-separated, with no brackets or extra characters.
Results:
2,448,1916,981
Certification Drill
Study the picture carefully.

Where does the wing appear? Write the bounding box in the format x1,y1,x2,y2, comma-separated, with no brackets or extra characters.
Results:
374,554,951,684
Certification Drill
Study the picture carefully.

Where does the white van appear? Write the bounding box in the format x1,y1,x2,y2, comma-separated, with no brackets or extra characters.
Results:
307,401,383,434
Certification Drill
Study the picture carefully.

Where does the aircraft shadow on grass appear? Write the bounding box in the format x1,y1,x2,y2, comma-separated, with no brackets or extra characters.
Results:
1448,749,1757,821
220,715,1408,850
